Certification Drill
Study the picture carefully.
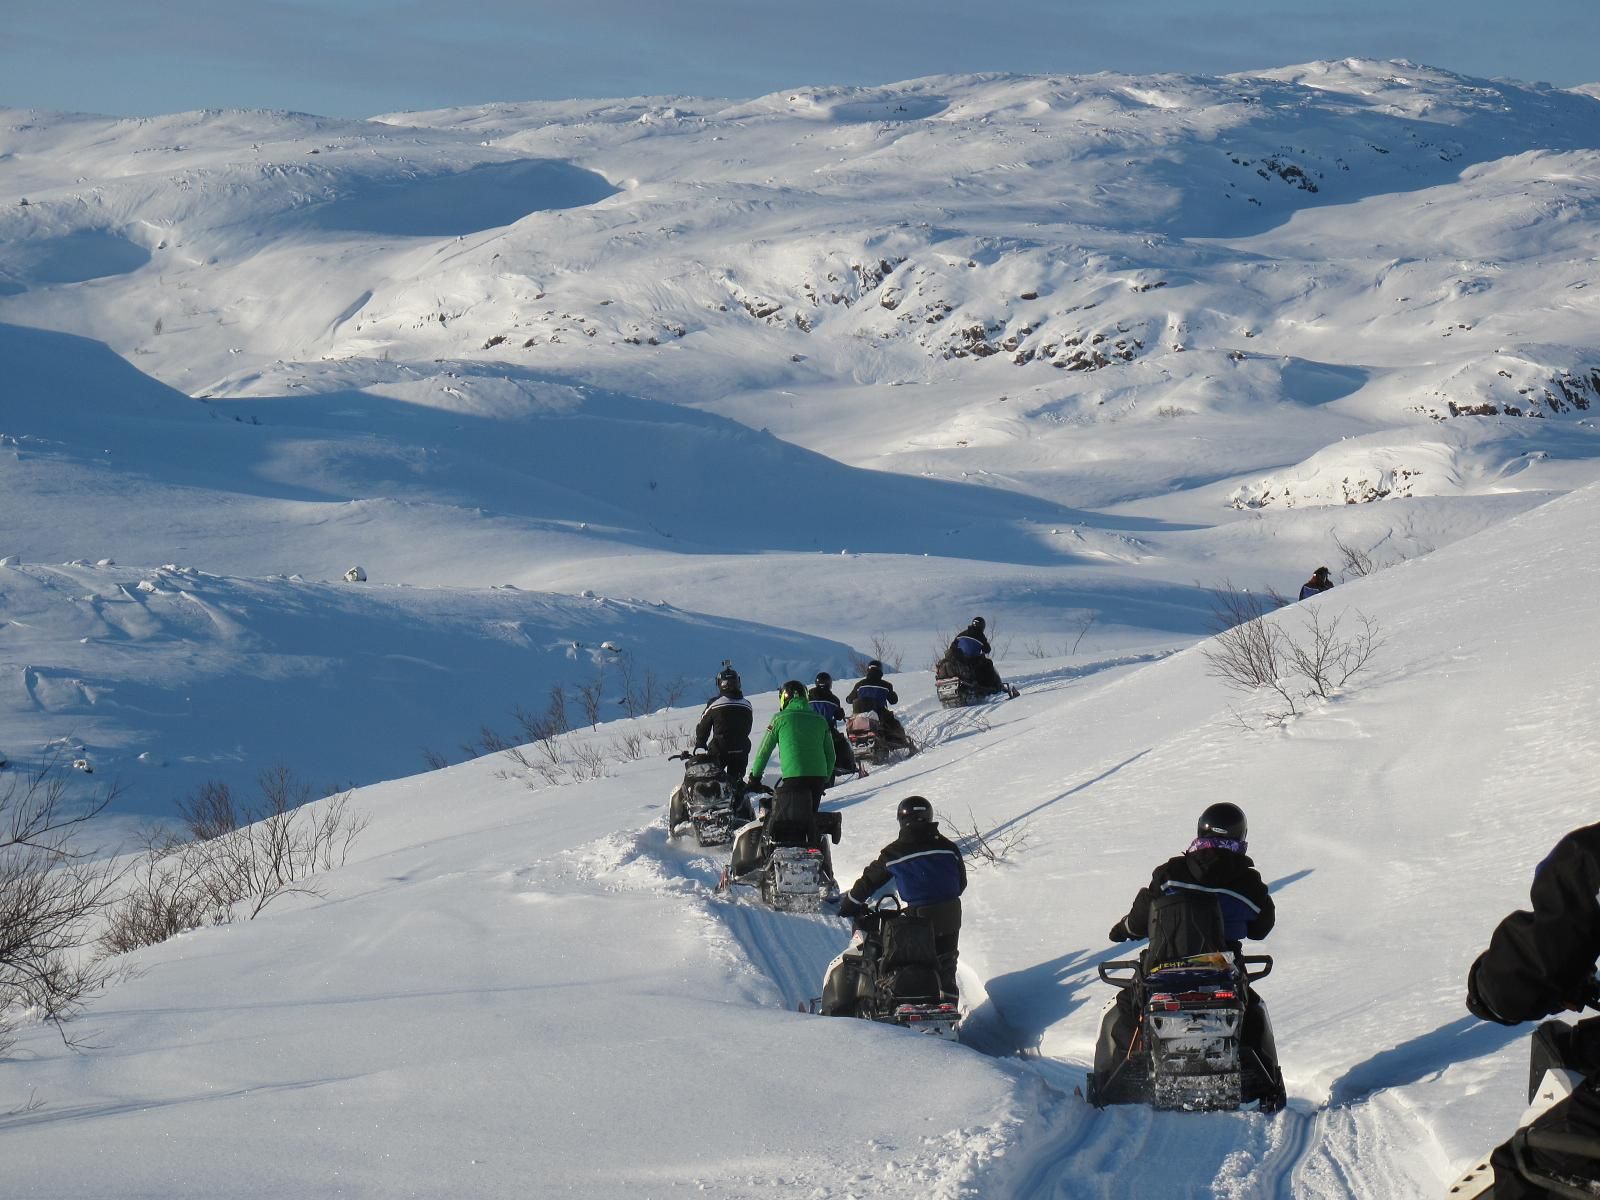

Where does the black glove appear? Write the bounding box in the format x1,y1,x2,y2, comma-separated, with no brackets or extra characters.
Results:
746,776,761,791
1108,920,1131,943
1571,974,1600,1013
1465,956,1517,1026
837,895,865,919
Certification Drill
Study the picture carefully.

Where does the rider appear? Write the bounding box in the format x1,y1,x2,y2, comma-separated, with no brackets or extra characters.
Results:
747,680,836,816
1465,821,1600,1196
838,796,967,1001
846,661,912,751
694,665,754,810
1299,566,1334,600
1101,803,1278,1077
943,616,1015,696
809,671,861,778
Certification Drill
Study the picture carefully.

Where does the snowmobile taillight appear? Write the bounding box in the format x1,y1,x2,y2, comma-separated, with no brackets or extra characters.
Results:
1211,990,1236,1001
1149,994,1181,1012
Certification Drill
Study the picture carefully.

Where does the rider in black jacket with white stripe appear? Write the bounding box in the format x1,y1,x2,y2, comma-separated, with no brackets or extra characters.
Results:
839,797,966,999
694,668,754,786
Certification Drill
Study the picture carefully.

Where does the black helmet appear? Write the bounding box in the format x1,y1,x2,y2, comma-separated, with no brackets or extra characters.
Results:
866,659,883,676
971,616,986,630
1197,802,1247,841
814,671,832,687
716,667,740,695
897,796,934,825
780,679,808,702
1313,566,1331,579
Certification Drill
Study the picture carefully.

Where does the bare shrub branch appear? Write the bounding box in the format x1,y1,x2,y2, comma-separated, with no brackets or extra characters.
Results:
421,747,450,771
1,759,122,1049
1202,581,1384,728
176,779,237,841
1287,609,1384,698
1070,613,1096,655
567,742,608,782
612,730,647,761
101,769,368,957
1333,534,1378,579
937,807,1030,869
576,673,605,730
850,632,904,674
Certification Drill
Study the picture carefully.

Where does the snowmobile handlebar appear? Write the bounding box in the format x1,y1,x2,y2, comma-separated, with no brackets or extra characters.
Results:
1239,954,1273,982
1097,959,1142,986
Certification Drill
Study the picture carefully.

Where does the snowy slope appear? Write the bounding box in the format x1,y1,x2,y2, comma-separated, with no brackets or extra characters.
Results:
5,62,1600,808
5,477,1597,1198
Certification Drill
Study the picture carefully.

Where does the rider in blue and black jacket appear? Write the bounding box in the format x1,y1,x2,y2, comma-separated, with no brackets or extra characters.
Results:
809,672,858,775
845,661,912,750
839,796,966,999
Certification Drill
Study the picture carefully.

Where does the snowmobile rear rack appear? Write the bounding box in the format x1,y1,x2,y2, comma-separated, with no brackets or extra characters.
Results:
1098,953,1273,986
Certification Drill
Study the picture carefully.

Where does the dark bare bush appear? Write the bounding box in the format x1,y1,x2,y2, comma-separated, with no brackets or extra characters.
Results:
576,673,606,730
102,768,367,954
1,758,121,1050
1333,535,1378,579
100,831,225,955
613,730,647,761
421,747,450,771
176,779,237,841
617,656,685,718
1202,581,1384,727
936,807,1030,869
1070,613,1096,655
850,633,904,675
1287,608,1383,699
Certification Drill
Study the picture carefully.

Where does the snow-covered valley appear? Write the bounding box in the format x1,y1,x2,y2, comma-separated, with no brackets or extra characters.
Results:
2,58,1599,1196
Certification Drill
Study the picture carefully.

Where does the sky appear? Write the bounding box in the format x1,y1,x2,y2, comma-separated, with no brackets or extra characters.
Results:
3,0,1598,118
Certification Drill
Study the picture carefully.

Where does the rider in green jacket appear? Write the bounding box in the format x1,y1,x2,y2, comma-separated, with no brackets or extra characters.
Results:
748,680,836,812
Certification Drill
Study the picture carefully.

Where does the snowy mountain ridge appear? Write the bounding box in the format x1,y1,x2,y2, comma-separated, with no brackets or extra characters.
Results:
3,59,1598,811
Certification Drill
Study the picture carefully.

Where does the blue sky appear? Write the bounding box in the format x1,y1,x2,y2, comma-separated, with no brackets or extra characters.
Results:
4,1,1597,117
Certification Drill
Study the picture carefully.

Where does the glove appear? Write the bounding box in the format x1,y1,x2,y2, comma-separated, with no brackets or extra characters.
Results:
837,895,866,919
1108,920,1131,943
1570,974,1600,1013
1464,956,1517,1026
746,776,761,791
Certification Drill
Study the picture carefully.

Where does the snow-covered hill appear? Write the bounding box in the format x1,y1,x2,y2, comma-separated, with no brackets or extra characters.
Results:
5,61,1600,1194
5,60,1599,810
6,473,1597,1198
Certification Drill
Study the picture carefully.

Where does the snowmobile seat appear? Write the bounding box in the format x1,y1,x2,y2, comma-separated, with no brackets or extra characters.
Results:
682,754,725,784
765,790,819,847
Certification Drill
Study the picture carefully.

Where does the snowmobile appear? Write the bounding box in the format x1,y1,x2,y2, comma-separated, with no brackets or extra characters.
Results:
845,711,914,766
934,655,1017,709
1087,893,1286,1113
665,751,744,847
718,784,842,912
1447,1016,1600,1198
811,896,959,1040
